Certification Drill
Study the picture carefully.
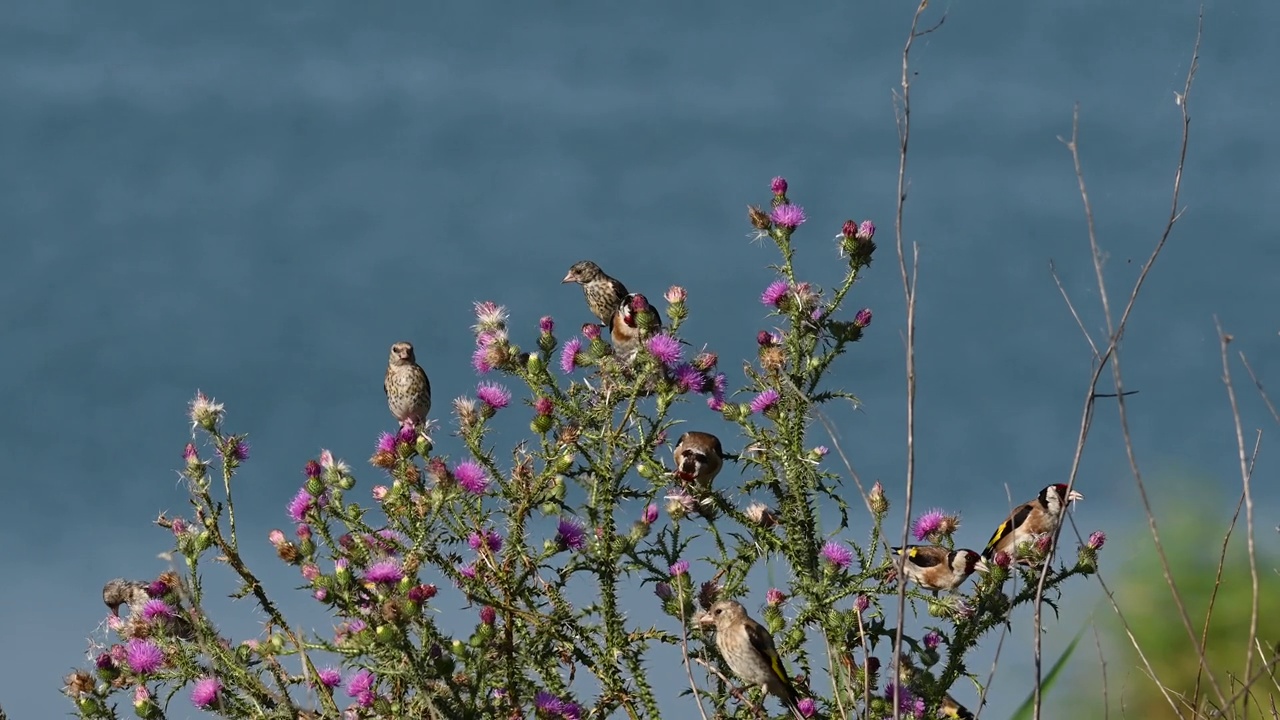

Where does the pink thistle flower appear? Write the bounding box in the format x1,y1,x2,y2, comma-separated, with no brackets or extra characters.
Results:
304,460,322,479
468,530,503,553
994,551,1012,569
771,204,807,229
371,485,388,501
664,285,687,303
453,461,489,495
476,382,511,410
347,669,376,707
190,677,221,709
797,698,816,718
770,176,788,195
471,344,495,374
479,606,496,625
268,529,286,546
761,280,790,308
317,667,342,688
854,308,873,328
821,540,852,570
1088,531,1106,550
669,559,690,576
539,316,555,334
911,509,946,541
301,564,320,581
363,560,403,585
645,334,683,368
141,600,174,623
375,432,396,454
534,397,554,416
749,389,780,414
923,630,941,650
766,588,787,606
125,638,164,674
854,595,870,613
582,323,601,341
673,364,705,393
560,338,582,374
287,487,315,522
642,504,659,525
472,301,508,332
857,220,876,240
842,219,858,238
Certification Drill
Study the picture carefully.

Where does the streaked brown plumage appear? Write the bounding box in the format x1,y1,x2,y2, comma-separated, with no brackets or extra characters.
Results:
102,578,151,618
384,341,431,429
982,483,1084,562
697,600,806,720
891,546,988,595
673,431,725,488
610,292,661,361
562,260,629,326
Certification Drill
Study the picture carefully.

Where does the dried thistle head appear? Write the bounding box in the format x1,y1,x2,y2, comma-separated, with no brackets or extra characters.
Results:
748,204,773,230
744,501,779,528
63,670,95,699
697,580,722,610
760,346,787,373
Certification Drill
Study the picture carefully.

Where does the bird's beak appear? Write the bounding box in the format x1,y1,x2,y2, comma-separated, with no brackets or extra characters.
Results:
561,272,576,284
693,611,714,627
109,606,119,617
1067,490,1084,502
974,558,990,574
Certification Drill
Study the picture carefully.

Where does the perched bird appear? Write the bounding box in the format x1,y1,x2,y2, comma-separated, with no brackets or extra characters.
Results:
610,292,661,361
562,260,629,327
102,579,151,618
890,546,988,595
697,599,806,720
384,341,432,430
982,483,1085,562
940,694,975,719
673,431,726,488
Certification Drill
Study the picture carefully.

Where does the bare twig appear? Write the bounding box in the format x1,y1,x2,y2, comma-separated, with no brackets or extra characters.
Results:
677,587,712,720
1238,351,1280,426
1214,318,1261,718
1093,622,1111,720
889,4,944,717
1033,11,1212,718
815,409,869,510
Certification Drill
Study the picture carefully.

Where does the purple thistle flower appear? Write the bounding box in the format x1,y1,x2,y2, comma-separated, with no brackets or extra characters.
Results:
749,389,781,414
95,653,114,671
146,580,169,597
854,595,870,613
453,460,490,495
190,677,221,709
535,397,554,416
857,220,876,240
842,219,858,238
664,285,687,303
797,697,816,718
582,323,601,341
669,559,690,577
854,307,873,328
141,600,174,622
766,588,787,606
760,279,790,308
313,588,327,601
479,605,496,625
645,334,683,368
317,667,342,688
821,540,852,570
556,517,587,550
471,343,494,374
363,559,404,585
476,382,511,410
911,509,946,541
923,630,941,650
347,669,376,707
642,504,659,525
375,432,396,454
397,424,416,445
287,487,315,522
561,701,582,720
1088,530,1107,550
654,582,674,600
229,439,250,461
182,442,198,464
771,203,806,229
559,338,582,374
304,459,322,479
125,638,164,674
468,530,503,553
672,364,705,393
770,176,788,195
458,564,477,580
539,315,555,334
535,691,564,714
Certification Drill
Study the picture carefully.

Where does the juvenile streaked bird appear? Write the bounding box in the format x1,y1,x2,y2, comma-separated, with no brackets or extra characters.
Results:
672,431,725,488
102,579,151,618
891,546,988,595
983,483,1084,563
610,292,661,361
697,599,806,720
562,260,629,326
384,341,432,430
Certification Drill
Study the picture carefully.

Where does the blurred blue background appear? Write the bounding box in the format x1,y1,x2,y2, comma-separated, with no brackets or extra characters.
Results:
2,1,1277,717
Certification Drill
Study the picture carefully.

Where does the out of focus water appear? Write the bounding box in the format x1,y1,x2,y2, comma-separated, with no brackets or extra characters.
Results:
2,2,1277,717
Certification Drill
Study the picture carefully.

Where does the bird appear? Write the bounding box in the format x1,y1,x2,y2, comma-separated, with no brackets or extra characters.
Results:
940,694,975,719
610,292,661,361
562,260,630,327
890,546,988,595
384,341,432,430
697,599,806,720
102,579,151,618
672,431,726,489
982,483,1085,563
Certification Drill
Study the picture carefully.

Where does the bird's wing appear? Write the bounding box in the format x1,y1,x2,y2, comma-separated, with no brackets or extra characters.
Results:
744,621,793,685
906,547,945,568
983,502,1033,555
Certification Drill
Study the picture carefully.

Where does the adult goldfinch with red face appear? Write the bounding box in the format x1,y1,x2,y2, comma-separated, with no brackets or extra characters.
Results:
697,600,806,720
982,483,1084,562
610,292,661,361
891,546,988,595
672,431,725,488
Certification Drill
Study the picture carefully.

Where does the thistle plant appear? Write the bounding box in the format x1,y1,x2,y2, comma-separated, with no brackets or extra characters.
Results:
64,178,1103,720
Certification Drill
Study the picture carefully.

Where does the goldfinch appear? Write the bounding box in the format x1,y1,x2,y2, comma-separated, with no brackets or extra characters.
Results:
891,546,988,595
672,431,725,488
697,599,806,720
982,483,1084,562
102,578,151,618
941,694,975,719
610,292,661,361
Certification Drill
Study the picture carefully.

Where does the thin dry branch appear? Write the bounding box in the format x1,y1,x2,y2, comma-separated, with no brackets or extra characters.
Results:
1032,10,1211,719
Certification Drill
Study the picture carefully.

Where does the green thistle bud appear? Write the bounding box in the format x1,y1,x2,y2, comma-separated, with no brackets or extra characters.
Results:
375,625,397,643
531,415,554,434
305,477,325,495
416,435,433,456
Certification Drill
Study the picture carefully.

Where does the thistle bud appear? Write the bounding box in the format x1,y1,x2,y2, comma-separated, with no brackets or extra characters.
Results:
868,481,889,515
